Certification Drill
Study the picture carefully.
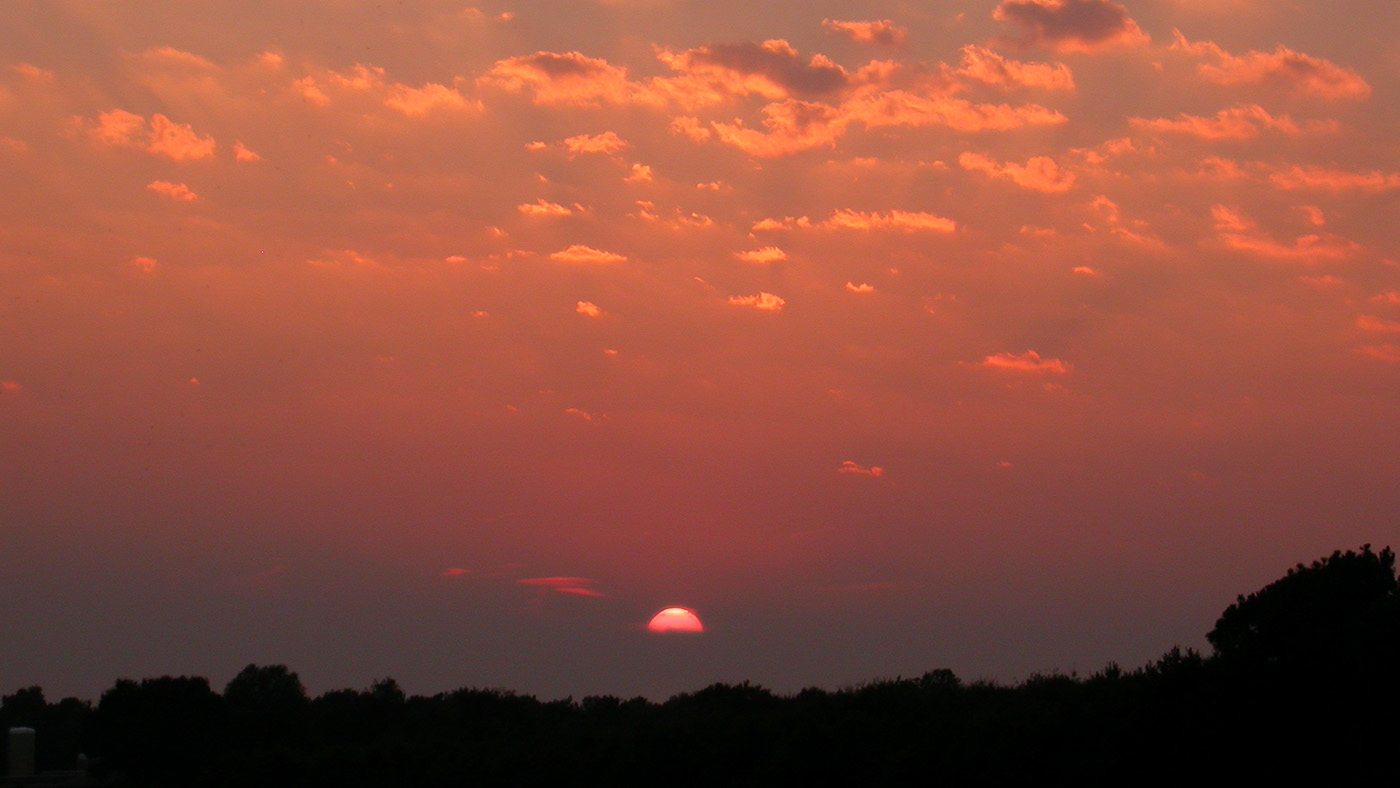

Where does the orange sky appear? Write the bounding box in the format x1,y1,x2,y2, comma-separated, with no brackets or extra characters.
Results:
3,0,1399,701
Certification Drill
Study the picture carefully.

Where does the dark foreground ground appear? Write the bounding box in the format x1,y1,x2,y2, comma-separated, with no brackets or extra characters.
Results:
4,545,1398,786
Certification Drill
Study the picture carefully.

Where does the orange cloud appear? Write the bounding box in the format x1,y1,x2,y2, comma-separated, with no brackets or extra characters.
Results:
956,46,1075,91
1213,207,1359,264
518,199,573,216
130,256,159,273
838,461,884,477
1130,104,1324,140
550,245,626,264
233,141,262,162
1355,315,1400,334
657,39,850,100
822,19,908,48
993,0,1150,53
1267,165,1400,193
576,301,603,317
484,51,652,106
385,81,478,115
442,568,471,578
146,114,217,160
625,163,654,182
146,181,198,202
1,381,21,393
1172,32,1370,100
980,350,1071,373
845,282,875,294
959,151,1075,192
728,292,786,311
736,247,788,264
1358,344,1400,363
517,577,606,597
823,209,956,232
563,131,629,156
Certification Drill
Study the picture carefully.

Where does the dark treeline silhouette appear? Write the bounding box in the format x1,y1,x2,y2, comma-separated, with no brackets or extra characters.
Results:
4,545,1398,786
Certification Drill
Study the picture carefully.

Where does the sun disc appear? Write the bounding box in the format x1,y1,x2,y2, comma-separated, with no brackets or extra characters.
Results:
647,607,703,633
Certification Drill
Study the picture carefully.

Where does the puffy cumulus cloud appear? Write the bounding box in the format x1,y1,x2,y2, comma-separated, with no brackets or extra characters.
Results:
518,199,574,216
711,99,846,157
550,245,627,264
959,151,1076,192
146,180,198,201
1212,204,1359,263
728,292,786,311
563,131,629,156
233,141,262,162
670,116,713,142
845,282,875,293
89,110,216,161
1171,32,1370,100
517,577,606,597
385,81,479,115
823,209,956,232
576,301,603,317
1267,165,1400,193
993,0,1149,53
822,19,908,48
956,46,1075,91
736,246,788,264
980,350,1071,373
1129,104,1326,140
625,163,654,182
838,461,885,476
482,51,654,107
656,39,850,101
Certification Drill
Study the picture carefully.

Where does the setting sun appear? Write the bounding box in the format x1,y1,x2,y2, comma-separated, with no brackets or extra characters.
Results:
648,608,704,634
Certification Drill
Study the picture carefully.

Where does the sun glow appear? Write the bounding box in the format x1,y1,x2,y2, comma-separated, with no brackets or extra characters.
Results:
647,607,704,633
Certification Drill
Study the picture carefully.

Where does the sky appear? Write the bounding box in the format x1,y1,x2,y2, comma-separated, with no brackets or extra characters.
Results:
3,0,1399,703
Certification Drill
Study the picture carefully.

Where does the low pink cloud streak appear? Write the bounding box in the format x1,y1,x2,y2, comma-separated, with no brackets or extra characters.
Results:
980,350,1072,373
822,19,908,48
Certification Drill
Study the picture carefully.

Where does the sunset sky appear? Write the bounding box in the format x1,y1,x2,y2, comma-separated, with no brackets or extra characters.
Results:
4,0,1399,702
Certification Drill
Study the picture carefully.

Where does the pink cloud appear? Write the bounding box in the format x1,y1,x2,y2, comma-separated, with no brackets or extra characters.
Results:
550,245,626,264
845,282,875,294
576,301,603,317
1358,344,1400,363
91,109,147,146
484,51,651,106
1172,32,1370,100
980,350,1072,373
90,110,217,161
728,292,786,311
956,46,1075,91
993,0,1150,53
233,141,262,162
563,131,629,156
736,246,788,264
838,461,884,477
442,568,471,578
146,180,198,202
822,19,908,48
385,81,478,115
1356,315,1400,334
517,577,606,597
130,256,158,273
625,163,653,182
711,99,846,157
959,151,1076,192
1,381,21,393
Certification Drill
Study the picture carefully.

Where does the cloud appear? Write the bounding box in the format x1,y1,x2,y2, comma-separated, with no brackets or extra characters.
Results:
518,199,574,216
483,51,654,106
1358,344,1400,363
550,245,627,264
1171,32,1370,100
563,131,629,156
956,46,1075,91
385,81,478,115
130,256,159,273
146,114,217,160
657,39,850,100
980,350,1072,373
845,282,875,293
576,301,603,317
838,460,884,477
728,292,786,311
625,163,654,182
1212,204,1359,263
233,141,262,162
823,209,956,232
564,408,605,421
90,109,148,146
1267,165,1400,193
993,0,1150,53
1,381,21,393
822,19,908,48
670,116,712,142
146,180,198,201
1356,315,1400,334
517,577,607,597
441,568,471,578
736,246,787,264
1129,104,1325,140
959,151,1075,192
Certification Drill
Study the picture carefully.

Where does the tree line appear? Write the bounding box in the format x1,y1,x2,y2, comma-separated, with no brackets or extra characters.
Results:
3,545,1397,786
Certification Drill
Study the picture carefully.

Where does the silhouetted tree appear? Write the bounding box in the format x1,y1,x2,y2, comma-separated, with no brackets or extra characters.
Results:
1207,544,1400,675
88,676,224,785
